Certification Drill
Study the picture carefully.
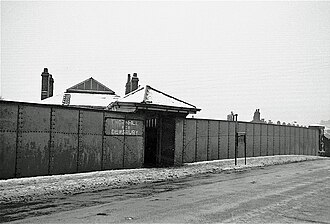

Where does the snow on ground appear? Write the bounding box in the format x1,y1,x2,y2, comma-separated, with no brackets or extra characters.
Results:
0,155,326,204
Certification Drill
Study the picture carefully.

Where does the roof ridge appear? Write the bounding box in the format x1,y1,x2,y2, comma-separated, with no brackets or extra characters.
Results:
146,85,197,108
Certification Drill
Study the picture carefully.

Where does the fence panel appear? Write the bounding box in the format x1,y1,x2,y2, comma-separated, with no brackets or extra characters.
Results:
274,125,280,155
174,118,184,165
299,128,304,155
312,129,317,155
316,130,320,155
104,117,144,168
260,124,268,156
289,126,295,155
183,120,197,163
291,127,297,154
50,108,78,175
103,136,124,169
246,123,254,157
286,126,290,154
294,127,299,155
303,128,308,155
285,126,290,155
228,122,235,159
313,130,319,155
124,136,144,168
311,129,315,155
0,104,18,179
310,130,315,155
16,105,50,177
219,121,229,159
253,123,261,157
196,120,208,162
209,120,219,160
279,126,285,155
287,126,292,154
267,125,274,156
307,129,313,155
237,122,246,158
19,132,50,177
79,135,103,172
78,111,103,172
160,117,175,166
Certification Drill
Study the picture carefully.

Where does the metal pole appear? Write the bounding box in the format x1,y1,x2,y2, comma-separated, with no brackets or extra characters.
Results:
244,135,247,165
235,132,237,166
234,114,238,166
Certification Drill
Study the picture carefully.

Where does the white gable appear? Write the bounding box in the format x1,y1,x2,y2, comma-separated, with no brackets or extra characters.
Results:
109,85,198,111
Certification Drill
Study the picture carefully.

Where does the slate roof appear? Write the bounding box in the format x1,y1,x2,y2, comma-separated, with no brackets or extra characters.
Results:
107,85,200,114
40,92,119,109
40,77,118,108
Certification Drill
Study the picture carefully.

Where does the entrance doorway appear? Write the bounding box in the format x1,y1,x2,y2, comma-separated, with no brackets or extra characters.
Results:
144,115,176,167
144,117,159,167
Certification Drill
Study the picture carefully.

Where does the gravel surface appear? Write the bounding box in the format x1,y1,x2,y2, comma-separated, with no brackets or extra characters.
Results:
0,155,325,204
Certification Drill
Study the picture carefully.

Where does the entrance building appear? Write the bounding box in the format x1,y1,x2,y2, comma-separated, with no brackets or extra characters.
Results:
107,85,200,167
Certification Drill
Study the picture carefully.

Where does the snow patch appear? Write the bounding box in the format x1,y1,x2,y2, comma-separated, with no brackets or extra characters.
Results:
0,155,325,204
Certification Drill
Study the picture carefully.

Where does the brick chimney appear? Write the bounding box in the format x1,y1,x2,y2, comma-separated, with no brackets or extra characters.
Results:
125,74,131,95
125,73,139,95
131,73,139,92
49,75,54,97
41,68,54,100
253,109,261,122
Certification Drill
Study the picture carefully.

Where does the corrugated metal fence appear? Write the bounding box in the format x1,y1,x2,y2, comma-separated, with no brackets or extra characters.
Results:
174,118,319,165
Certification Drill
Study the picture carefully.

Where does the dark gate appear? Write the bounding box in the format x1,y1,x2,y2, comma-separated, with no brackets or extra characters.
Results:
144,114,176,167
144,117,159,167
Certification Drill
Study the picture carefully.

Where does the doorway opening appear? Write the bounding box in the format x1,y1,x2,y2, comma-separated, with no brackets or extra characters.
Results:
144,117,159,167
144,114,176,167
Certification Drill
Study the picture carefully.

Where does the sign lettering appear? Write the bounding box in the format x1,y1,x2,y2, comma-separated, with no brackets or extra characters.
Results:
105,118,143,136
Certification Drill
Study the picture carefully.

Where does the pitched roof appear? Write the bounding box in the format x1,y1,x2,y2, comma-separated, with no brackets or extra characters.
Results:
107,85,200,114
40,92,119,109
66,77,115,95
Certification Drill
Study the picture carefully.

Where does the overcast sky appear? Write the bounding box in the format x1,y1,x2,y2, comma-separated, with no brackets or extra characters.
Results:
1,1,329,125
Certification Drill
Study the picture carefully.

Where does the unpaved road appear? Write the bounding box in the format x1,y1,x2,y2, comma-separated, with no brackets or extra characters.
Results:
2,159,330,223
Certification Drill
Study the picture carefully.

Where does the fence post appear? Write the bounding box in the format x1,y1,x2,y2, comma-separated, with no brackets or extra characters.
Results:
234,114,238,166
